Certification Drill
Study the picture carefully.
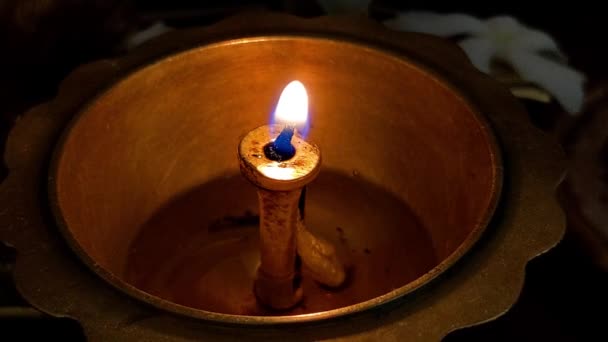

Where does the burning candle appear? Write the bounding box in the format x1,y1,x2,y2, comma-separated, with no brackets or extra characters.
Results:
238,81,345,310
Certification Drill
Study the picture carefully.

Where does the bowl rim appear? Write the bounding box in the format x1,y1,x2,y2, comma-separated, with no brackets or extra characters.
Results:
48,34,503,325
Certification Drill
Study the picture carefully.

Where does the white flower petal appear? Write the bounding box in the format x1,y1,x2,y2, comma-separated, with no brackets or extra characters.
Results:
512,28,561,53
508,50,585,114
385,11,486,37
484,16,521,33
126,21,172,50
458,38,497,73
317,0,371,14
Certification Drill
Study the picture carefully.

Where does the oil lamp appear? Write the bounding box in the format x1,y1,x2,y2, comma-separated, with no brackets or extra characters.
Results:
0,13,565,341
239,80,345,309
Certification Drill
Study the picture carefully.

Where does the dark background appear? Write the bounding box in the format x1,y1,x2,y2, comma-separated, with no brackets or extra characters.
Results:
1,1,607,341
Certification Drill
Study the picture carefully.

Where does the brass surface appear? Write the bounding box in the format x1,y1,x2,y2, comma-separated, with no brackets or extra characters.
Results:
50,34,500,321
0,12,565,341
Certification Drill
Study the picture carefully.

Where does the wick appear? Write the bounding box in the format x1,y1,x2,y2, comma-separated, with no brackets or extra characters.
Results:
264,125,296,161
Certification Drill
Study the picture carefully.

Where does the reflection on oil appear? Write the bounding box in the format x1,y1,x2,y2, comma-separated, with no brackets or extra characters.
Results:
125,170,436,316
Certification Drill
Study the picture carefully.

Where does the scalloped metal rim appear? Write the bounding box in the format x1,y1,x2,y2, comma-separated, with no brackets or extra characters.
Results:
0,12,565,341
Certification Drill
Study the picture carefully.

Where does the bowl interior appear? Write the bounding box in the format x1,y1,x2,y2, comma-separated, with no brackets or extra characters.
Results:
52,36,500,320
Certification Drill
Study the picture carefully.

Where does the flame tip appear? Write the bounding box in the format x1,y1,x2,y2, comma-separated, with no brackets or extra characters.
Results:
273,80,309,128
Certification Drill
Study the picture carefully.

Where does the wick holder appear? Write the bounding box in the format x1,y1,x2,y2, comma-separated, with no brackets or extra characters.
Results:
254,188,303,309
239,124,345,309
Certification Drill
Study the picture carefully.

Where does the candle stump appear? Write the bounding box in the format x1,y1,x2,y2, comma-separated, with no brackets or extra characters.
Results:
239,124,346,310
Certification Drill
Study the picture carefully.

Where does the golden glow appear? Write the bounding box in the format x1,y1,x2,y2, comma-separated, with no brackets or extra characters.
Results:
274,80,308,127
257,164,297,180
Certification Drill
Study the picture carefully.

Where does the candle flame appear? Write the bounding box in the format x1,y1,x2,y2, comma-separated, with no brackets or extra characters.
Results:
273,80,308,128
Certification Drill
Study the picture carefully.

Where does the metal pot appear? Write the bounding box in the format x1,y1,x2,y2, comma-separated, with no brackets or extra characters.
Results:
0,12,564,341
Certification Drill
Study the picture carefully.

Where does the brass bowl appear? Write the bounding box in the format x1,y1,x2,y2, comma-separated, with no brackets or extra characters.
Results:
1,13,564,340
